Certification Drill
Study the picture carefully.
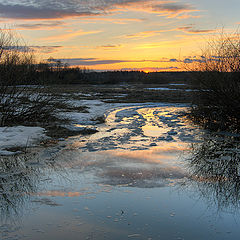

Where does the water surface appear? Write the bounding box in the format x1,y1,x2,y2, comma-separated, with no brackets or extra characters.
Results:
1,104,240,240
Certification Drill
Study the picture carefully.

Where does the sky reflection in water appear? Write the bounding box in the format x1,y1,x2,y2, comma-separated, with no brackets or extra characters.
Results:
1,105,240,240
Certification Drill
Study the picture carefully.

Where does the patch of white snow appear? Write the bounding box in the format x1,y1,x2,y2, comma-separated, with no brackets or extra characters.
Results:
0,126,47,155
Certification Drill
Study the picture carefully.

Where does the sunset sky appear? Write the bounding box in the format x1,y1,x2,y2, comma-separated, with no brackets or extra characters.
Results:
1,0,239,71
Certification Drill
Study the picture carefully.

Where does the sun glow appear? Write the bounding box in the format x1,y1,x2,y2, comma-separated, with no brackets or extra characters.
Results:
1,0,238,71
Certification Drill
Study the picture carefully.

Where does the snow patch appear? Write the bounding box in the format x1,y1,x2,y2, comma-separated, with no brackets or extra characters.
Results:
0,126,47,155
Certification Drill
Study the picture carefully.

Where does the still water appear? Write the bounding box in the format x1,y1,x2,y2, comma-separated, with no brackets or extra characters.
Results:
1,104,240,240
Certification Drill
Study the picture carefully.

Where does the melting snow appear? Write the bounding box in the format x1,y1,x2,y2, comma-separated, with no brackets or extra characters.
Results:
0,126,47,155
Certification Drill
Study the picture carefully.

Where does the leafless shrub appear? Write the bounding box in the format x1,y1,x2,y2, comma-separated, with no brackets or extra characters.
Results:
187,30,240,132
0,29,62,126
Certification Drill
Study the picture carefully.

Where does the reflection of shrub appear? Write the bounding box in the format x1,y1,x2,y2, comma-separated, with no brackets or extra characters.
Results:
0,29,60,126
0,154,39,218
186,134,240,211
0,152,64,219
188,31,240,132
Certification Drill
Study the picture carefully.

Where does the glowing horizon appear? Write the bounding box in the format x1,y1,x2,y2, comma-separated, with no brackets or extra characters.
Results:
0,0,239,71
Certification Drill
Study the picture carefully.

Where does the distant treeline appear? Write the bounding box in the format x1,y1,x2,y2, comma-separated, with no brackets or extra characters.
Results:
38,65,190,85
0,61,190,85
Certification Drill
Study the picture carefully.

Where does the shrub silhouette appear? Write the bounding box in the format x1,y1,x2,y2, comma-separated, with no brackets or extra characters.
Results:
188,31,240,132
0,29,60,126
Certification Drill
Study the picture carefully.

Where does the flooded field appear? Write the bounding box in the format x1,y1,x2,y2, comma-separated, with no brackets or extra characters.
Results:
1,102,240,240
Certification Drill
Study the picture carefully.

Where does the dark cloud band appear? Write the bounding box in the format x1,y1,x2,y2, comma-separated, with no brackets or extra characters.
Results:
0,1,196,20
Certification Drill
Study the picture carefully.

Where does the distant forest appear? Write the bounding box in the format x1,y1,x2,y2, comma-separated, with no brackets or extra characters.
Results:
3,61,190,85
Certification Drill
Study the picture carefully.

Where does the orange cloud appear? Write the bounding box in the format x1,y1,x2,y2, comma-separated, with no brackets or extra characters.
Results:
177,14,201,19
41,29,102,42
124,30,164,39
119,25,214,40
96,44,123,50
115,1,200,18
16,21,66,30
176,26,216,34
80,17,146,24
